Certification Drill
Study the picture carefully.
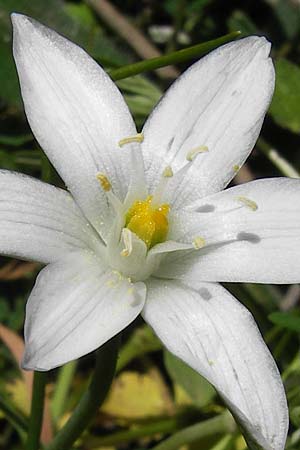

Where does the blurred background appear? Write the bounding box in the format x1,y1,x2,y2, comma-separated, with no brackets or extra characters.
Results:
1,1,300,449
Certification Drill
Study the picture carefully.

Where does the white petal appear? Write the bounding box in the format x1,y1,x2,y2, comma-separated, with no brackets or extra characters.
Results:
143,280,288,450
149,240,193,255
142,37,274,206
23,251,146,370
0,170,101,263
158,178,300,283
12,14,136,239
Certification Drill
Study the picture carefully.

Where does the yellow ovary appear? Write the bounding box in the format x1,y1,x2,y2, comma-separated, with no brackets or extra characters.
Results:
125,196,170,249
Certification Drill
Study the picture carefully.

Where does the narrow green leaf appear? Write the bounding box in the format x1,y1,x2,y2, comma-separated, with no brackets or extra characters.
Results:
116,75,162,125
243,283,281,312
164,350,215,408
0,134,33,146
290,406,300,429
268,311,300,333
151,412,235,450
117,325,162,372
210,434,236,450
265,0,300,39
0,394,28,432
269,59,300,133
257,138,300,178
84,416,179,447
227,10,257,36
109,31,241,81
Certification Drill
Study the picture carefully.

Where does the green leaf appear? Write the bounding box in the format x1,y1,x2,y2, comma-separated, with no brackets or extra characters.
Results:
290,406,300,428
265,0,300,39
164,0,211,15
63,2,97,28
227,10,257,36
0,134,33,146
117,325,162,372
243,283,281,312
116,75,162,126
0,392,28,436
109,31,241,81
0,39,20,106
0,149,42,172
164,350,215,408
269,59,300,133
268,311,300,332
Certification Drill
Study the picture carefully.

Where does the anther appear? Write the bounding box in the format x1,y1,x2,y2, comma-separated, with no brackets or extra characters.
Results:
162,166,173,178
120,228,133,257
118,133,144,147
193,236,206,249
237,196,258,211
186,145,208,162
96,173,111,192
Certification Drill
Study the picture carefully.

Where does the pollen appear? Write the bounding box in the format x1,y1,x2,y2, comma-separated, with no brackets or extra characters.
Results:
125,196,170,249
96,173,111,192
162,166,173,178
237,196,258,211
193,236,206,249
186,145,208,161
118,133,144,147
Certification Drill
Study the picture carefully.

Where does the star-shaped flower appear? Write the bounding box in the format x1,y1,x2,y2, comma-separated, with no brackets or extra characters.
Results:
7,13,297,449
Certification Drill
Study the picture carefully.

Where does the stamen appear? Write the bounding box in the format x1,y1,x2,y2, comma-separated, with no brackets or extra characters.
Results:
186,145,208,162
118,133,144,147
166,145,208,187
152,166,173,205
237,196,258,211
193,236,206,249
162,166,173,178
96,173,123,214
96,173,111,192
120,228,133,257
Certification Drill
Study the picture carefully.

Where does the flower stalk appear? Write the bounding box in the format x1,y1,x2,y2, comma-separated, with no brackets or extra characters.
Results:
25,371,47,450
46,336,119,450
51,360,77,423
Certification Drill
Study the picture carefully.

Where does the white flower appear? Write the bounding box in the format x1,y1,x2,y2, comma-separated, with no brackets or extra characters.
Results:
7,13,296,450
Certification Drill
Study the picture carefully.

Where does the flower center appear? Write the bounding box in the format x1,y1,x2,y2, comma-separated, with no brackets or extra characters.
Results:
125,195,170,249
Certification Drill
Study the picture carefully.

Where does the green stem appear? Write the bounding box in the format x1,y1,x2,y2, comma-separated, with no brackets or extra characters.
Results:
25,371,47,450
150,412,235,450
46,336,119,450
109,32,241,81
51,360,77,423
257,137,300,178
